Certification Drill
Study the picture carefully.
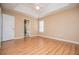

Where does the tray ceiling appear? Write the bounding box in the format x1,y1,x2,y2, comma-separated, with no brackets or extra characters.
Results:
1,3,77,18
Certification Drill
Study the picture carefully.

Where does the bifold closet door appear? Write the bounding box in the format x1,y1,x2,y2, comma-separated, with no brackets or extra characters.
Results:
3,14,15,41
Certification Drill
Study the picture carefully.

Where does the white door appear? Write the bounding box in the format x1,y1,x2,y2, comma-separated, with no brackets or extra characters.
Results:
3,14,15,41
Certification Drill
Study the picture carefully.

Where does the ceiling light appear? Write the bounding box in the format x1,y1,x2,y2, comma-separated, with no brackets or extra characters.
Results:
36,5,40,10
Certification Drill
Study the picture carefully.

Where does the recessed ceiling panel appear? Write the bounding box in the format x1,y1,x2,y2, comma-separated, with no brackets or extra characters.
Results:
1,3,76,18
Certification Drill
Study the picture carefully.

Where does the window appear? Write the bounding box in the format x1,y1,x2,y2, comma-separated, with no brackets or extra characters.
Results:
39,19,44,32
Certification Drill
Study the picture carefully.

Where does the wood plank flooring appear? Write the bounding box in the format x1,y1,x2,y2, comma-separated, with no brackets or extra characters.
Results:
0,36,79,55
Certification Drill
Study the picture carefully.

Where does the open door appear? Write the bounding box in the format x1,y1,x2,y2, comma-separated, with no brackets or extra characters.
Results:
24,19,31,38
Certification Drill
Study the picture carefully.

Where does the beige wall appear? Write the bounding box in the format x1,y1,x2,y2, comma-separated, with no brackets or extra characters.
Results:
31,19,38,36
39,7,79,42
3,9,38,39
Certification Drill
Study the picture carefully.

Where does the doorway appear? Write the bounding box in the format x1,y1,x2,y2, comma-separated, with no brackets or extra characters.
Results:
24,19,31,38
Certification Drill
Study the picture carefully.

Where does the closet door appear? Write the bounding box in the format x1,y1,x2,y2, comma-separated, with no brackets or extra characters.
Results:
3,14,15,41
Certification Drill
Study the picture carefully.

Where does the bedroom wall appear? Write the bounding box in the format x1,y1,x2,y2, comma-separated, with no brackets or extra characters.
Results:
31,18,38,36
39,6,79,43
3,9,38,39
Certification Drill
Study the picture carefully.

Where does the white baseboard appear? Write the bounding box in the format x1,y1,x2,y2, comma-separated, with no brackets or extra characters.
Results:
14,35,36,39
39,35,79,44
31,35,38,37
15,36,24,39
10,35,79,44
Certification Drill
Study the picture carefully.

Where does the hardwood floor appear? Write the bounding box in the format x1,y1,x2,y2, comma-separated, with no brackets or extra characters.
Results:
0,36,79,55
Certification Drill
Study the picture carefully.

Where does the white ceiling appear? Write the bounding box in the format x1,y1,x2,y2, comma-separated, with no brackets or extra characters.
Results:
1,3,78,18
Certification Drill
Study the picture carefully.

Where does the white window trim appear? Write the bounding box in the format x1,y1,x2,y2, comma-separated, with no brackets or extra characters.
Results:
39,19,44,32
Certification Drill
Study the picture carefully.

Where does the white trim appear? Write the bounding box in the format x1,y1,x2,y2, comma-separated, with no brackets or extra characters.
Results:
8,35,79,44
39,35,79,44
14,35,36,39
30,35,38,37
14,35,37,39
14,36,24,39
